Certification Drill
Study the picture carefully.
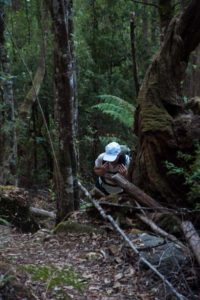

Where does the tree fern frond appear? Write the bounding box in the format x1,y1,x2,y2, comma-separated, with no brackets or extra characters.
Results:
98,94,135,113
92,94,135,128
94,106,133,127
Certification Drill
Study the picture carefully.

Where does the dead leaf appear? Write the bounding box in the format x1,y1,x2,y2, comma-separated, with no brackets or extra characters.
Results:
114,272,123,281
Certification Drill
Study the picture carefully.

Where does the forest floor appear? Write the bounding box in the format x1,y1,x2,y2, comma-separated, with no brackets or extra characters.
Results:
0,190,199,300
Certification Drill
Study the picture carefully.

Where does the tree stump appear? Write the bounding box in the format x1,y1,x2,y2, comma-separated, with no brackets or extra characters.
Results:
0,186,39,232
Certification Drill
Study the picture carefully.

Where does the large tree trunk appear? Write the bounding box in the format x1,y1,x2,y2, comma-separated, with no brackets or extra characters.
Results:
132,0,200,204
47,0,79,222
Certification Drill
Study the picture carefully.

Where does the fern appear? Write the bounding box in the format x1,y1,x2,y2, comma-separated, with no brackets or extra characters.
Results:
92,95,135,128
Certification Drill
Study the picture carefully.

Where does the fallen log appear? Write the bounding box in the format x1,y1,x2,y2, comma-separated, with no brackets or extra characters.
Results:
30,207,56,219
111,174,165,210
78,181,187,300
181,221,200,267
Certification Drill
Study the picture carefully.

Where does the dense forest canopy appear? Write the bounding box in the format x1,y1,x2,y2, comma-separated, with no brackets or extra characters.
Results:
0,0,199,213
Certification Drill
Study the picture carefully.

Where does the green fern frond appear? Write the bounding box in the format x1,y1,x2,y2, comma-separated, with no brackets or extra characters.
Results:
92,94,135,128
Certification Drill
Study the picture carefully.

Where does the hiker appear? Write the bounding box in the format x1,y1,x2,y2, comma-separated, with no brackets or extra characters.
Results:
94,142,130,195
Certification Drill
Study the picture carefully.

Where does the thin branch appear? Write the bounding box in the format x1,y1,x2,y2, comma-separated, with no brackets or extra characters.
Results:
132,0,182,10
98,201,200,215
132,0,158,8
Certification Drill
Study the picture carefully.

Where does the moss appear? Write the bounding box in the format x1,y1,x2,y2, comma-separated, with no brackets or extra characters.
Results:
141,105,173,134
0,185,17,191
53,221,104,235
22,264,86,298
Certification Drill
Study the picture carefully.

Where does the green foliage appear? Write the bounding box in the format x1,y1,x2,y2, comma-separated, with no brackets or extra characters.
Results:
22,264,86,292
0,217,11,226
93,94,135,128
165,161,185,176
165,144,200,206
0,0,163,186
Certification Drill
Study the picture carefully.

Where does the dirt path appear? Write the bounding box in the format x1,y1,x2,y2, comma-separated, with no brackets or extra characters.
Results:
0,211,157,300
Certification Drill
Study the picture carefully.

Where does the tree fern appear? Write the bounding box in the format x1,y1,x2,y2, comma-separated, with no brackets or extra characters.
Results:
92,95,135,128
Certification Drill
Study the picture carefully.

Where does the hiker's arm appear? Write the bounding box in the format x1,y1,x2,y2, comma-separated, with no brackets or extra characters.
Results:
94,162,109,176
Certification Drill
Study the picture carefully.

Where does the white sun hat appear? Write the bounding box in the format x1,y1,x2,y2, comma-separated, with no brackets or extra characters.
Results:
103,142,121,162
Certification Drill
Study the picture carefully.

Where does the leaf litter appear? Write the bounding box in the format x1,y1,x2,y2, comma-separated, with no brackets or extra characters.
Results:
0,195,165,300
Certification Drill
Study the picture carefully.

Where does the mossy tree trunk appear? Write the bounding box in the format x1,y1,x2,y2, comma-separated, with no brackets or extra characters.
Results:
46,0,79,222
132,0,200,204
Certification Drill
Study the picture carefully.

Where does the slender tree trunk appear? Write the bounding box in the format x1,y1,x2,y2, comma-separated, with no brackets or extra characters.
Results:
17,2,48,187
46,0,79,222
0,3,17,185
91,0,100,167
130,12,140,97
132,0,200,204
68,0,79,210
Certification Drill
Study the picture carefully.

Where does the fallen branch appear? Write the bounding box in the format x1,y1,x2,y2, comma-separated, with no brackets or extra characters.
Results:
30,207,56,219
78,181,187,300
136,213,186,249
111,174,165,210
96,201,200,215
181,221,200,267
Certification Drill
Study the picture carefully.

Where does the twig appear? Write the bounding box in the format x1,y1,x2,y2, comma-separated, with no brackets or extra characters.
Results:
98,201,200,214
78,181,187,300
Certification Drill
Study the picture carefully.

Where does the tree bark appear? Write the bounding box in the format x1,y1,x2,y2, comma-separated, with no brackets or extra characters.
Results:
46,0,79,222
132,0,200,204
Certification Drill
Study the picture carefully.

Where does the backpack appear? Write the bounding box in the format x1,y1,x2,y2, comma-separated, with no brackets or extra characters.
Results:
120,145,130,156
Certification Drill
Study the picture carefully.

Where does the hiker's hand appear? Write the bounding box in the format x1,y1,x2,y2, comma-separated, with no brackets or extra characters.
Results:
102,162,109,173
94,162,109,176
118,164,127,177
